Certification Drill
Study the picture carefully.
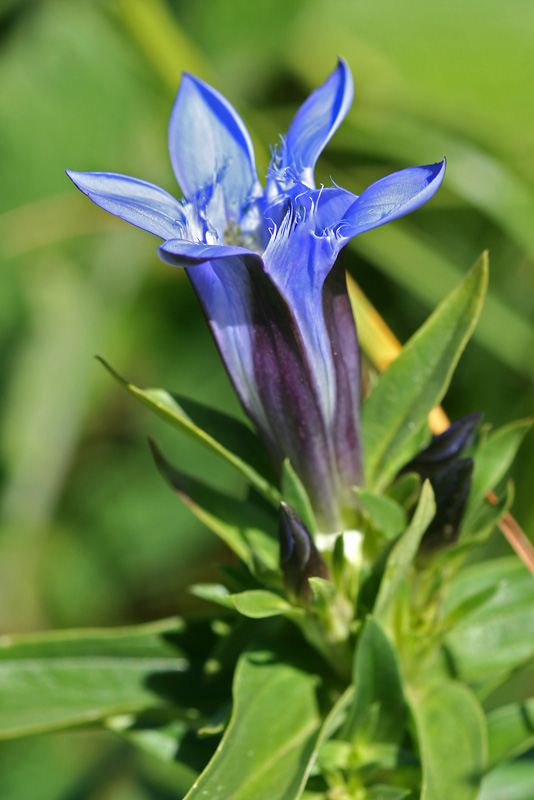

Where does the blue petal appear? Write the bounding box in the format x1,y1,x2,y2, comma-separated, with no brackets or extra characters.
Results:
169,73,259,219
159,240,259,267
181,256,270,441
309,186,357,234
283,59,353,187
65,170,186,240
337,159,446,239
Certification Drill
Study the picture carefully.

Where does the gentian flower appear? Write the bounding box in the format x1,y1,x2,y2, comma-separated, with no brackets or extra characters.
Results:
67,60,445,533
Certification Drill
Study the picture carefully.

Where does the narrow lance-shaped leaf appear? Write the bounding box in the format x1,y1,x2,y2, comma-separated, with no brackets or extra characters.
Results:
343,616,406,747
374,480,436,624
462,418,532,533
486,697,534,767
97,357,280,506
150,440,279,570
0,619,192,740
362,254,488,491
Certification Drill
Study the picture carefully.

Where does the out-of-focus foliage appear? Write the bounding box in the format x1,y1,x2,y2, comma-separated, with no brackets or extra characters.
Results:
0,0,532,796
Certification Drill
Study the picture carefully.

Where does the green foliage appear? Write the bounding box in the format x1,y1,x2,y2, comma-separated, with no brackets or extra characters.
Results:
0,619,188,739
373,481,436,625
343,617,406,747
182,650,322,800
409,682,487,800
362,255,487,490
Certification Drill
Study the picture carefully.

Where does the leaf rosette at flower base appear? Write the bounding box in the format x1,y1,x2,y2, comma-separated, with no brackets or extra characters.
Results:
67,59,445,533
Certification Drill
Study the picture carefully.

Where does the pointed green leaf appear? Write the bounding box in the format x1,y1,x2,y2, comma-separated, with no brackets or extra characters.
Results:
486,697,534,766
151,440,278,569
355,487,407,540
97,357,280,505
463,419,531,533
229,590,299,619
183,650,322,800
386,472,422,510
409,681,487,800
362,255,487,491
478,761,534,800
343,617,406,747
189,584,233,609
460,482,514,543
0,619,193,740
374,481,435,623
445,557,534,680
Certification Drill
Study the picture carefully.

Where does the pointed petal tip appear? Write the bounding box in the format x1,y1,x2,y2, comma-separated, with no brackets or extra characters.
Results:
282,57,354,182
169,70,257,208
338,156,447,240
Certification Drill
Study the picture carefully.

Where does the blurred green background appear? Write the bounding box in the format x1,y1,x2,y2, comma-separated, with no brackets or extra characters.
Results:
0,0,533,795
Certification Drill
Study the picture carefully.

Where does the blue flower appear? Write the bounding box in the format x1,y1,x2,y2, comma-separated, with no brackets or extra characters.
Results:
67,60,445,533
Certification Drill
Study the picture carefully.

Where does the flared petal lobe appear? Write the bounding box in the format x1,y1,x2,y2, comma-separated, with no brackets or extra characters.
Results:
283,58,354,188
65,170,187,240
169,73,259,219
336,159,446,240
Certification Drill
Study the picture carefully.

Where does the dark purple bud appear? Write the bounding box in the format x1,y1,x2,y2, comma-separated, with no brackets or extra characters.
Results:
401,414,481,547
278,502,329,602
402,413,482,479
423,458,474,547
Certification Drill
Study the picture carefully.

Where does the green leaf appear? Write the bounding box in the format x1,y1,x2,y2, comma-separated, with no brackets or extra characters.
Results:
355,487,407,540
229,590,299,619
0,618,193,740
462,419,532,533
308,577,337,613
343,617,406,747
486,697,534,766
362,255,487,491
183,650,322,800
386,472,422,510
281,458,317,534
150,440,278,569
445,558,534,680
459,482,514,543
366,788,411,800
478,761,534,800
189,583,233,609
409,681,487,800
107,712,190,763
97,357,280,506
374,481,436,623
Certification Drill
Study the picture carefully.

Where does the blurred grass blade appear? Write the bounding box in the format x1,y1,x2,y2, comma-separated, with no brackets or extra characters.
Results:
112,0,211,87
